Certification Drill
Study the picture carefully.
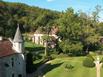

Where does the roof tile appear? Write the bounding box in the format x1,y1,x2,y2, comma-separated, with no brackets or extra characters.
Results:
0,40,15,58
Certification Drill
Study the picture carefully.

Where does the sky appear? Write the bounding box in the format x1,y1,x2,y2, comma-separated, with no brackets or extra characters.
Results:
3,0,103,21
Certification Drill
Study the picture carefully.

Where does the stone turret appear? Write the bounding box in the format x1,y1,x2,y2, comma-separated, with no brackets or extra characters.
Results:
13,25,24,53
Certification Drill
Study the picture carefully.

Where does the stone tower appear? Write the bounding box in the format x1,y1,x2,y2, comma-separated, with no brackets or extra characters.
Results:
0,25,26,77
12,25,26,77
13,25,24,53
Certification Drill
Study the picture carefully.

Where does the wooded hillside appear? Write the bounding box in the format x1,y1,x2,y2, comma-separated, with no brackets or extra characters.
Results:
0,1,103,55
0,1,59,37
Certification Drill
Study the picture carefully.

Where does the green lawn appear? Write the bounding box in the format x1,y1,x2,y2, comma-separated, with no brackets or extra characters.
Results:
24,41,103,77
43,57,103,77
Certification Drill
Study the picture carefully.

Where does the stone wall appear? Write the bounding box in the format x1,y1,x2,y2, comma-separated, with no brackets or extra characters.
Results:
0,54,26,77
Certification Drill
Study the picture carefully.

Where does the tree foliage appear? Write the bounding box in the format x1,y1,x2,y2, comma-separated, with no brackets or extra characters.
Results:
0,1,103,55
83,55,95,68
0,1,59,37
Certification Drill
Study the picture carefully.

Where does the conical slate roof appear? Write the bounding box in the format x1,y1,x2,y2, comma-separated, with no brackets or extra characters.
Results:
13,25,23,42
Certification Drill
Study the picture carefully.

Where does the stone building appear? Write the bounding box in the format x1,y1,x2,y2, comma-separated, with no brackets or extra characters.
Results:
32,26,59,47
0,26,26,77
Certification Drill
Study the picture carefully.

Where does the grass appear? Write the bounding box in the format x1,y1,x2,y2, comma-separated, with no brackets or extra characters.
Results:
25,41,103,77
43,57,103,77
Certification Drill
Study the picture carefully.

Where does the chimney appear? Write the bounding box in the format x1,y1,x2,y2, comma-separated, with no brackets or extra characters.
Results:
0,36,3,41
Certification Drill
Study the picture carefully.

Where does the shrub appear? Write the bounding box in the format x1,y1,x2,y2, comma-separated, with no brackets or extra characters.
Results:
87,54,95,61
83,55,95,68
65,64,74,70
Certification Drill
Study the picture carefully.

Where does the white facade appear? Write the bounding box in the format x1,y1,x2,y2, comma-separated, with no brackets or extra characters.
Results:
33,34,44,45
13,42,23,53
32,33,58,46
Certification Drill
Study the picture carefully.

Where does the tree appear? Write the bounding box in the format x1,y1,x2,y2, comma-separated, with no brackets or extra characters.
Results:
57,8,83,55
0,1,60,37
78,11,100,53
92,5,102,22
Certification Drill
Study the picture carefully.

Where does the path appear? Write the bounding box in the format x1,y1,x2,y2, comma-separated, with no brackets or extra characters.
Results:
26,61,51,77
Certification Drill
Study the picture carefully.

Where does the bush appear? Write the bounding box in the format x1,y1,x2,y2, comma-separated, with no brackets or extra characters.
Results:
65,64,74,70
87,54,95,61
83,55,95,68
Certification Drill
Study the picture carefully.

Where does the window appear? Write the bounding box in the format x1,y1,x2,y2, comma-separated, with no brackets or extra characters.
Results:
11,58,14,67
4,63,9,67
18,74,22,77
12,74,14,77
